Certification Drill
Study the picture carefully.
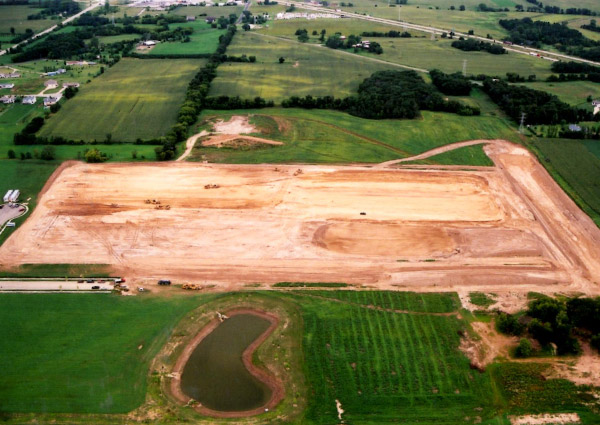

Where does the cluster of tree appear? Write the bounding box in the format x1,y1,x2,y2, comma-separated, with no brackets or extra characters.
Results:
295,28,309,42
10,29,34,44
360,30,411,38
477,3,508,12
203,96,274,109
27,0,80,19
499,18,600,61
325,34,383,54
451,38,506,54
582,19,600,33
497,296,600,356
543,123,600,139
241,10,267,25
505,72,537,82
13,117,45,145
482,78,592,125
547,72,600,83
281,71,480,119
448,5,466,11
520,0,597,15
429,69,471,96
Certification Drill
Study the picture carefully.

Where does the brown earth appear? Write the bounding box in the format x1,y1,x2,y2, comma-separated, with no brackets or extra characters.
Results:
1,140,600,297
200,134,284,148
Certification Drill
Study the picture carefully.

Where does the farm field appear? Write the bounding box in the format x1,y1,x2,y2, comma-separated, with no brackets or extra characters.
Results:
190,108,519,164
146,21,224,55
254,20,554,78
2,291,599,424
0,5,56,35
529,138,600,227
520,81,600,109
168,5,244,17
3,139,600,293
210,31,394,101
38,58,205,142
0,293,215,413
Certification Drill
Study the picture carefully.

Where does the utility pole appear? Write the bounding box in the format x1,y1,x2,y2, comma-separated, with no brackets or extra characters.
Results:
462,59,467,76
519,112,526,134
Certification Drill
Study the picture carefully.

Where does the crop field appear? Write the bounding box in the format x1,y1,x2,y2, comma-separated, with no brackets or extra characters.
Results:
0,5,55,34
38,58,205,142
97,34,141,44
0,293,214,413
210,32,394,101
168,5,244,17
191,108,519,164
530,138,600,227
147,22,224,55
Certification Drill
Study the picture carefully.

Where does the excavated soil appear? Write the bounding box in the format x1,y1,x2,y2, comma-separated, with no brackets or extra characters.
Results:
2,140,600,295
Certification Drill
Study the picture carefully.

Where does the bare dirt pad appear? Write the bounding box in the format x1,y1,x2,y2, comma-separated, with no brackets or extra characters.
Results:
201,134,283,148
2,140,600,294
509,413,581,425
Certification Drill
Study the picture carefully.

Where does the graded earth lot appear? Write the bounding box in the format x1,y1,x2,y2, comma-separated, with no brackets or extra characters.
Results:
2,140,600,294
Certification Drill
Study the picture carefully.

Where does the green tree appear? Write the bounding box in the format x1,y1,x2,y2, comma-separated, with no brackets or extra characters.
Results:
85,148,108,163
7,149,16,159
40,146,55,161
279,56,285,63
514,338,533,358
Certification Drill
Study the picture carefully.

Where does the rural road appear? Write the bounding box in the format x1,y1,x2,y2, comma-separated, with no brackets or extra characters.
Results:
177,130,208,161
377,139,490,168
276,0,600,67
0,0,103,56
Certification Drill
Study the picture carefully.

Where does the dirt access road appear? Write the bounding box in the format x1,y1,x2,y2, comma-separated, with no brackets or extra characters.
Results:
1,140,600,294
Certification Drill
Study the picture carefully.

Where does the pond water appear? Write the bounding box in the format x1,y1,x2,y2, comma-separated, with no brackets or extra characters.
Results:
180,313,272,412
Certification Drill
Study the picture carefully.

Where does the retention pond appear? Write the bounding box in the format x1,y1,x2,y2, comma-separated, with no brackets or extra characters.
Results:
180,313,273,412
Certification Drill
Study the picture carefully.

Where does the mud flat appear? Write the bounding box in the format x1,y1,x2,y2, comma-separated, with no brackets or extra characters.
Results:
1,140,600,295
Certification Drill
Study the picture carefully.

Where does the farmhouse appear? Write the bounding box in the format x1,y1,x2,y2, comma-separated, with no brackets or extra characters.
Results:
186,15,196,21
22,96,36,105
44,79,58,88
206,16,216,23
0,95,16,104
66,61,96,66
62,82,80,88
0,73,20,79
593,100,600,106
142,40,158,46
0,83,14,89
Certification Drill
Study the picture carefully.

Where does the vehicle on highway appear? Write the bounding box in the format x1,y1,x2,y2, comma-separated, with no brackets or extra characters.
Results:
91,285,100,289
158,279,171,285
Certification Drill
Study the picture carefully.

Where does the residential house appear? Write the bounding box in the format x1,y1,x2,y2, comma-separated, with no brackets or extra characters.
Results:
22,96,36,105
62,82,80,88
0,83,14,89
44,96,60,106
44,79,58,88
0,95,16,104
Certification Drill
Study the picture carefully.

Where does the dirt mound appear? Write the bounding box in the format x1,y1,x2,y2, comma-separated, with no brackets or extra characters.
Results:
201,134,283,148
213,115,256,134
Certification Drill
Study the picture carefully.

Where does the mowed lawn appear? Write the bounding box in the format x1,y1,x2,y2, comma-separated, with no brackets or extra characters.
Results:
0,293,214,413
39,58,205,142
0,5,55,34
191,107,519,164
210,32,394,101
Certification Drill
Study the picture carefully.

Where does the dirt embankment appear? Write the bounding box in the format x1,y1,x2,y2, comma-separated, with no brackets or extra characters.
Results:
169,309,284,418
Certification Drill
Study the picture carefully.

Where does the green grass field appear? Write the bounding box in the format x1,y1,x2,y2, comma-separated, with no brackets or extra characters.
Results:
210,31,395,101
39,58,205,142
529,138,600,227
190,107,518,164
0,5,56,35
0,293,215,413
96,33,141,44
402,143,494,166
146,21,224,55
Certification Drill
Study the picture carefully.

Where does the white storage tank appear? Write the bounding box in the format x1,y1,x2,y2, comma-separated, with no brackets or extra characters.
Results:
3,190,13,203
9,190,19,203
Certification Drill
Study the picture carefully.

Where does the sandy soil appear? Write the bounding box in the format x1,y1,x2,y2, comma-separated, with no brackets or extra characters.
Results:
212,115,256,134
200,134,283,148
510,413,580,425
1,140,600,297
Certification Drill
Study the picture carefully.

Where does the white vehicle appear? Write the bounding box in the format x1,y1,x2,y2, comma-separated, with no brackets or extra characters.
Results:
3,190,13,203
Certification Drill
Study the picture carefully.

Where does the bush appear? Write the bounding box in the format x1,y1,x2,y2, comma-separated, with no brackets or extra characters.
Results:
514,338,533,358
7,149,16,159
496,312,525,336
84,148,108,163
40,145,55,161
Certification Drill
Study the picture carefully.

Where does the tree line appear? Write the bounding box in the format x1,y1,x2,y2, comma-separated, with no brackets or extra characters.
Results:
451,38,506,54
282,70,480,119
482,78,594,125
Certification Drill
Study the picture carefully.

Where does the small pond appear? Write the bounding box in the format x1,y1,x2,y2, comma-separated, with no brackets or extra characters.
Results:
180,313,272,412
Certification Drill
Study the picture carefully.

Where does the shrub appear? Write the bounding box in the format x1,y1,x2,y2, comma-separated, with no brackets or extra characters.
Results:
40,145,55,161
496,312,525,336
514,338,533,358
84,148,108,163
